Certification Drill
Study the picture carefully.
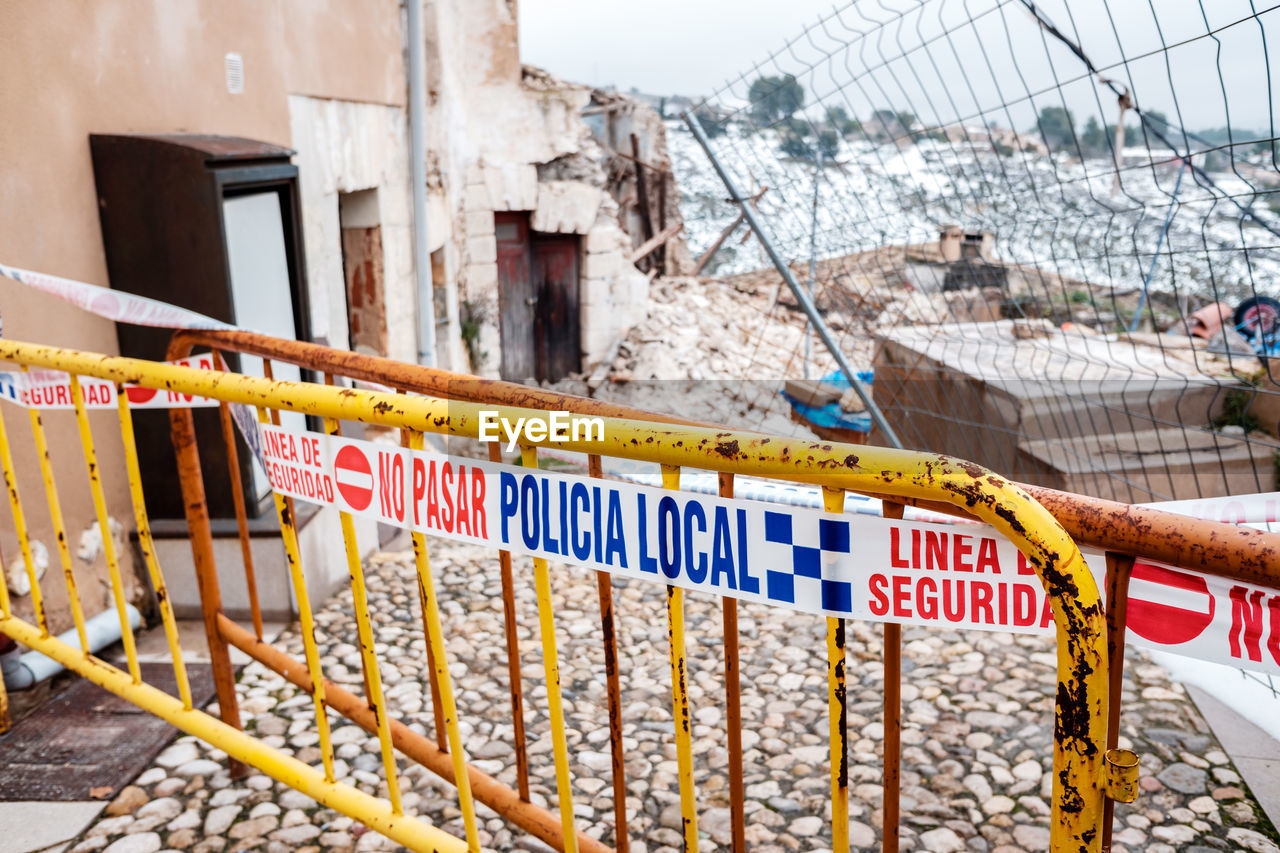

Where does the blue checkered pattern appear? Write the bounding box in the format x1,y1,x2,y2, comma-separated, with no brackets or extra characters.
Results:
763,511,853,613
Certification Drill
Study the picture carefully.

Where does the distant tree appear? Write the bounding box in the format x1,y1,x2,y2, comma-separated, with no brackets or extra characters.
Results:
1035,105,1076,151
868,108,915,143
824,105,862,137
748,75,806,125
779,124,812,159
1081,116,1108,157
817,128,840,159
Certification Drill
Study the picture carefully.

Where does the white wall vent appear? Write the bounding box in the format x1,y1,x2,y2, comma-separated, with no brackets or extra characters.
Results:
224,52,244,95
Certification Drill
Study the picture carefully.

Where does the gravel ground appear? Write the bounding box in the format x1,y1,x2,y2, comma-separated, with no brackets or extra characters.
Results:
68,540,1279,853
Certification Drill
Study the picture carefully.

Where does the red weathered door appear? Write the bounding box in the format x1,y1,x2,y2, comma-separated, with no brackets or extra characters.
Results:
532,235,581,382
495,212,536,381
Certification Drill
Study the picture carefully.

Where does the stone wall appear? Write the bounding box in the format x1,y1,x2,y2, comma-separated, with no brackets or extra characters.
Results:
421,2,676,377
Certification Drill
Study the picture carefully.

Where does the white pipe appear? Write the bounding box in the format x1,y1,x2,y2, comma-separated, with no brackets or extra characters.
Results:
407,0,437,367
2,604,142,690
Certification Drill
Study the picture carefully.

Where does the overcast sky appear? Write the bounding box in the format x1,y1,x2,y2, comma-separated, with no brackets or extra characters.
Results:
519,0,1280,133
518,0,846,98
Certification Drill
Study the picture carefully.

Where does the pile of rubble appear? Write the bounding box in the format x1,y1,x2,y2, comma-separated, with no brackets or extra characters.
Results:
587,275,850,434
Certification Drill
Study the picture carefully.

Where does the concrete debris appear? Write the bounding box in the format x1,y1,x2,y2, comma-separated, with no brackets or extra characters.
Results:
592,275,856,435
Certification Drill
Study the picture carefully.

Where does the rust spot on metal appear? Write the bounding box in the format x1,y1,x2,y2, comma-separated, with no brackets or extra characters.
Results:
833,619,849,790
713,439,740,460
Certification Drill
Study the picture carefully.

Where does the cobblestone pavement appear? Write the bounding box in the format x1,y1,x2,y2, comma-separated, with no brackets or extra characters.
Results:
68,541,1279,853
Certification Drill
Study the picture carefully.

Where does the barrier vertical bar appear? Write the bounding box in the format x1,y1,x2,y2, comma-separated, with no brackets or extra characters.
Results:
881,501,904,853
719,470,746,853
118,386,193,708
0,544,8,620
1101,552,1134,853
823,486,848,853
24,370,90,656
256,406,336,782
661,463,698,853
170,404,245,774
69,376,141,683
409,430,482,852
392,413,449,755
488,441,531,800
0,659,9,733
0,409,46,635
520,445,578,853
588,453,628,853
323,414,404,816
217,397,264,640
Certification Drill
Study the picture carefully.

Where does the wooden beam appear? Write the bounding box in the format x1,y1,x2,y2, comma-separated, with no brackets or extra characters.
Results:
693,213,745,275
612,148,670,174
631,133,655,247
628,222,683,263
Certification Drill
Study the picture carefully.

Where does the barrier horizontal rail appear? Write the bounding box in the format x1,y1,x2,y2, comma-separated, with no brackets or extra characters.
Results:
0,337,1115,852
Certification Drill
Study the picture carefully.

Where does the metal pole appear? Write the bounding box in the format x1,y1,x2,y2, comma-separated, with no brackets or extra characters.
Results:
806,152,821,380
682,112,903,448
407,0,436,367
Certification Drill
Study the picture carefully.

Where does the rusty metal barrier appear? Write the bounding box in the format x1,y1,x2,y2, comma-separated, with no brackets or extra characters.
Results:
0,338,1120,852
166,328,1122,851
166,327,1280,853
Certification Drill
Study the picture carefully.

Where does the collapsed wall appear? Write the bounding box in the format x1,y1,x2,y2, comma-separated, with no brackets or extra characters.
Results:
423,9,687,382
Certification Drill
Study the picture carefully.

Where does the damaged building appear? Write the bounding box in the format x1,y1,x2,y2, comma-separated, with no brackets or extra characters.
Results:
416,9,690,382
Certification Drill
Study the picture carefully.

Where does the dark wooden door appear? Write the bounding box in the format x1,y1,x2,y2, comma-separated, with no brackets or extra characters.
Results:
495,212,535,381
532,235,581,382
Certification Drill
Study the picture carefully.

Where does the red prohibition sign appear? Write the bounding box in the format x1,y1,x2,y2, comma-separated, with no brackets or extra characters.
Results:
1127,562,1215,646
333,444,374,511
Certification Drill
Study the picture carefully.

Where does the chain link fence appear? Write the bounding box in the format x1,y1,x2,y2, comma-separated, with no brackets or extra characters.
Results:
675,0,1280,504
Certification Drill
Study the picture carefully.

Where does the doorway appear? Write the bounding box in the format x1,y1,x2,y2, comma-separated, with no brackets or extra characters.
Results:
495,211,581,382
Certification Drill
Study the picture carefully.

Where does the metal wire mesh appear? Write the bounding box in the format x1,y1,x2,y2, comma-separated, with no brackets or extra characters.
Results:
678,0,1280,504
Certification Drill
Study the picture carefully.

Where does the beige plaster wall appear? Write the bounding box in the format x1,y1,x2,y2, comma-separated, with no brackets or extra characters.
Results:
0,0,406,634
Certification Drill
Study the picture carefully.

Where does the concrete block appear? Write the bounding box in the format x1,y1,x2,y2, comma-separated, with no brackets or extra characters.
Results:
466,209,497,238
531,181,602,235
482,162,539,211
581,321,617,366
579,276,613,310
582,250,620,280
624,267,651,315
585,223,629,254
464,181,492,214
467,262,499,296
467,232,498,265
0,801,106,853
424,192,453,252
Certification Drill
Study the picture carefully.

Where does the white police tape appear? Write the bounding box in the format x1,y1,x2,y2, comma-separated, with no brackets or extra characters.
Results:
261,421,1280,678
0,262,236,331
0,354,222,410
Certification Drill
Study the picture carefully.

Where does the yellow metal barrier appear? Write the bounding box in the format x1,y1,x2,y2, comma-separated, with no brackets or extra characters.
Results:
0,339,1111,853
